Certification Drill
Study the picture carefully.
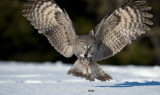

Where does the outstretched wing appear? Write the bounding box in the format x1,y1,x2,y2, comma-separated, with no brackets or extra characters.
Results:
23,0,77,58
93,0,153,61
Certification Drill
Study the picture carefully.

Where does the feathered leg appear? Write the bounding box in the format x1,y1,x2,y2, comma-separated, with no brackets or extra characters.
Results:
90,63,112,81
67,58,112,81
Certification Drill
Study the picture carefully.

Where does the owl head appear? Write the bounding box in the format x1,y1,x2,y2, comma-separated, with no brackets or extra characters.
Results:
75,31,97,58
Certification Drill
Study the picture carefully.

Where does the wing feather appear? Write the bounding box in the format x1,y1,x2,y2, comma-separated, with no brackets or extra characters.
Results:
93,0,153,61
23,0,77,58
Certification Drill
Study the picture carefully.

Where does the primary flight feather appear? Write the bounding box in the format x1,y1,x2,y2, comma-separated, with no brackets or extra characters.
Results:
23,0,153,81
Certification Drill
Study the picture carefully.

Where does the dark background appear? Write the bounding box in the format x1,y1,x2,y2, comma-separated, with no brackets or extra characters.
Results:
0,0,160,65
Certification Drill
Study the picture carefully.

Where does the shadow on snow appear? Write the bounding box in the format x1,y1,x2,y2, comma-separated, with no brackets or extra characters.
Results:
96,81,160,88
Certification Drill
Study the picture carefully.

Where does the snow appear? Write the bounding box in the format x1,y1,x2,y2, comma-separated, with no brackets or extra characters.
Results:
0,61,160,95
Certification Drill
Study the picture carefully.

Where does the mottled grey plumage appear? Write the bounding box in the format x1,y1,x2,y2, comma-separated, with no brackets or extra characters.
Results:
23,0,76,58
23,0,153,81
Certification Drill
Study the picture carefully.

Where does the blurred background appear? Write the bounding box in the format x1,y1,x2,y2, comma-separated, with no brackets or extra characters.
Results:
0,0,160,65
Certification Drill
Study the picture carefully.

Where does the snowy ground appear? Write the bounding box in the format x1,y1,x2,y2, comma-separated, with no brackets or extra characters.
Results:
0,61,160,95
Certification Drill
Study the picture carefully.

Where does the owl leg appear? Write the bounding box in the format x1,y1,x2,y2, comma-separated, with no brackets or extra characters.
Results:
67,59,112,82
90,63,113,81
67,59,95,81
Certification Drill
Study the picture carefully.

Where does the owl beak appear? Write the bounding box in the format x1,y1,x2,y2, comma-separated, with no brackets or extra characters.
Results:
84,52,88,57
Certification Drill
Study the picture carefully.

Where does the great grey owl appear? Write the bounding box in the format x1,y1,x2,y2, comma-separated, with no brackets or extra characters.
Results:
23,0,153,81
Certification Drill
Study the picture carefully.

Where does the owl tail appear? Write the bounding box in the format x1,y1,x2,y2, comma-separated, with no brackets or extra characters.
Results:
67,59,112,81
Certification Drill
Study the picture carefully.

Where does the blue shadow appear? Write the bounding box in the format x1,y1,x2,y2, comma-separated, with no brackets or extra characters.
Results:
96,81,160,88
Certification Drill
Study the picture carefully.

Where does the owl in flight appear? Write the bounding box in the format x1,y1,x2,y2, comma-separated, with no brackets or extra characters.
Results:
23,0,153,81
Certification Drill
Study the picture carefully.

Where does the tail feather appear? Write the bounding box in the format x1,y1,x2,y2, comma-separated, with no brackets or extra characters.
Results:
67,59,112,81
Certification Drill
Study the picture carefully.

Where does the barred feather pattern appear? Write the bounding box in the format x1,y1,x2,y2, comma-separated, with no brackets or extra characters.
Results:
23,0,77,58
94,0,153,61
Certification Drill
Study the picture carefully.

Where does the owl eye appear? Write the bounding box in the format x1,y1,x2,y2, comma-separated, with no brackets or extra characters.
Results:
88,42,96,52
88,46,93,51
82,46,85,50
79,42,87,50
